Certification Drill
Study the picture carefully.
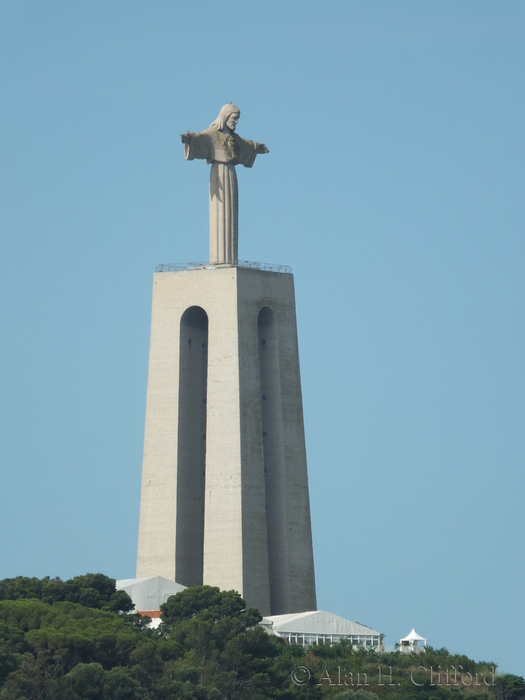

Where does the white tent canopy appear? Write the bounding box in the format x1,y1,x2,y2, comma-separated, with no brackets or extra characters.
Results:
399,628,427,647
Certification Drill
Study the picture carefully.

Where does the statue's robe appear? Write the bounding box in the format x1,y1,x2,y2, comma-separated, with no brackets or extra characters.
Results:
184,129,261,265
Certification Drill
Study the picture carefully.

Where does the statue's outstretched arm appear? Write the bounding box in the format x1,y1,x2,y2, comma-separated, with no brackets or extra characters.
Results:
256,143,269,154
181,131,211,161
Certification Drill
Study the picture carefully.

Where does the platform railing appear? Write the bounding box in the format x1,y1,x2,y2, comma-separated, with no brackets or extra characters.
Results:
155,260,292,274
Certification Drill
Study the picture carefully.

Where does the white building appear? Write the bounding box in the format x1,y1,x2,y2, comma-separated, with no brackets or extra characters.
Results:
261,610,381,649
117,576,186,626
117,579,382,648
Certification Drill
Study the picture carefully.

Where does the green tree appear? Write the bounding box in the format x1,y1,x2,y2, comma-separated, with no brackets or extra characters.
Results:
67,662,105,700
0,575,521,700
102,667,144,700
497,674,525,700
0,574,133,614
160,586,260,627
333,691,380,700
0,653,45,700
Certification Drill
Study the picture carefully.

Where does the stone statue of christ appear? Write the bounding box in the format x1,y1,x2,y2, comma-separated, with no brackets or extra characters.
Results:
181,104,269,265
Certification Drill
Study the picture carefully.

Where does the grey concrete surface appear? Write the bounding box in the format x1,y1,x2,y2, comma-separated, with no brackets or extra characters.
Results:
136,265,316,616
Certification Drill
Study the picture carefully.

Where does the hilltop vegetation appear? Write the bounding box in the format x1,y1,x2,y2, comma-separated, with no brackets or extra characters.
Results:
0,574,522,700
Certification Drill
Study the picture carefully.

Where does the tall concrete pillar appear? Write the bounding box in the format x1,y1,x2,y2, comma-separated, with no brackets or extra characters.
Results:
136,264,316,616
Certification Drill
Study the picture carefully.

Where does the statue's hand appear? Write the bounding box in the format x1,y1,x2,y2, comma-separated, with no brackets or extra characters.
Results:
180,132,192,144
257,143,269,154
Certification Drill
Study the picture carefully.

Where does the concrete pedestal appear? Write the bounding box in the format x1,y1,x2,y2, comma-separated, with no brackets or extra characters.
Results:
136,265,316,616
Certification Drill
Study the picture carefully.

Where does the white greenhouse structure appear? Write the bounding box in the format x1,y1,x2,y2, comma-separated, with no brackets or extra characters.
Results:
260,610,381,649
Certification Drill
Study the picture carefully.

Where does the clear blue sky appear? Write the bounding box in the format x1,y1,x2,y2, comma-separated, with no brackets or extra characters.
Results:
1,0,524,677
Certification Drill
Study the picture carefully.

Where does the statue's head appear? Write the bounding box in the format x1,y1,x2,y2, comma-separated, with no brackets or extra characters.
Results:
209,104,241,132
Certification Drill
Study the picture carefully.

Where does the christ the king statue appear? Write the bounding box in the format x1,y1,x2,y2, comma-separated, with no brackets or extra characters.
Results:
181,104,269,265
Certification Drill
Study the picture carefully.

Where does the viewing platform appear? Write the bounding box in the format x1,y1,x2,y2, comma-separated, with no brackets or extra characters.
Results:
155,260,292,274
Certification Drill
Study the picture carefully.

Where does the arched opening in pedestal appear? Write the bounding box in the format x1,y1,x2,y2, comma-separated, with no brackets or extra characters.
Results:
258,306,287,614
176,305,208,586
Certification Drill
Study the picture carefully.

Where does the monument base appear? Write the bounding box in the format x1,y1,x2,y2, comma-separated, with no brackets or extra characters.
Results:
137,264,316,616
